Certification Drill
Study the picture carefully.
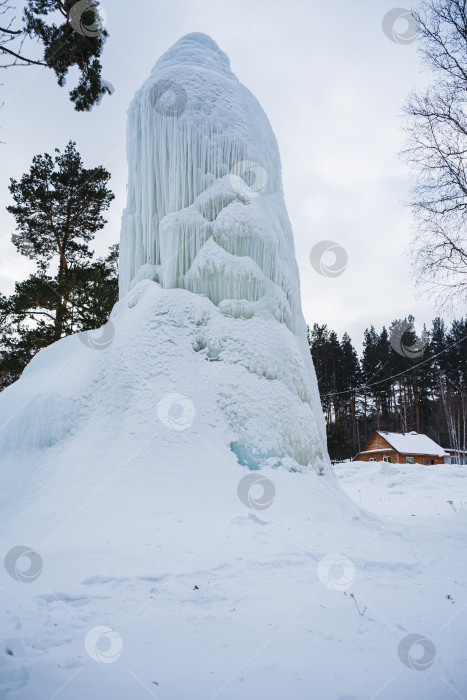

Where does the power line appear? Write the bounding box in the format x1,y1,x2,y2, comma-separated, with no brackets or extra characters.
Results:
319,333,467,398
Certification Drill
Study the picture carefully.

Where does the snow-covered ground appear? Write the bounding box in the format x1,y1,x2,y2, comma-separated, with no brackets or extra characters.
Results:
1,30,466,700
1,420,466,699
336,460,467,523
0,282,466,699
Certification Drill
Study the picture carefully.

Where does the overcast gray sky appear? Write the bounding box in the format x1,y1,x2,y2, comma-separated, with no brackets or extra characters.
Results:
0,0,452,350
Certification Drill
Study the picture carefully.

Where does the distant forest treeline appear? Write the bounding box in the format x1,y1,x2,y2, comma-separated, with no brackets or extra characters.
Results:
308,318,467,460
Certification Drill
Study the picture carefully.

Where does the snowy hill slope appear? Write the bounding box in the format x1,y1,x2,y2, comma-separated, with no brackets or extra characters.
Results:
0,350,466,700
0,289,466,699
0,277,327,483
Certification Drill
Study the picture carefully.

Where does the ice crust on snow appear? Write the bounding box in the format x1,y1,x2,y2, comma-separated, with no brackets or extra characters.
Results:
118,32,328,469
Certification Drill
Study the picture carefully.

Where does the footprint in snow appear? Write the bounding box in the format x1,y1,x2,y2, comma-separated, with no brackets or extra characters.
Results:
248,513,269,526
0,656,28,697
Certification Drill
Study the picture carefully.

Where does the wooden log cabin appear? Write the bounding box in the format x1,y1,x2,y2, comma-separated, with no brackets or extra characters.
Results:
353,430,449,465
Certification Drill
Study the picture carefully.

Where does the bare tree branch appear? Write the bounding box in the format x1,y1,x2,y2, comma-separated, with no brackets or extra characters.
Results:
403,0,467,308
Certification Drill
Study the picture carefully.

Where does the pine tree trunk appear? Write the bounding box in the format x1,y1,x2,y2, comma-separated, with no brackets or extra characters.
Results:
363,389,368,441
54,260,67,341
414,369,420,432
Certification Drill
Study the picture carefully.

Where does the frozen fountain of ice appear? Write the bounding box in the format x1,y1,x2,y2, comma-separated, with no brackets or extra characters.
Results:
118,32,328,471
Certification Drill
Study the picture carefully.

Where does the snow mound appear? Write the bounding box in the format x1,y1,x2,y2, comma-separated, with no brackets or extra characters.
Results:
0,279,327,475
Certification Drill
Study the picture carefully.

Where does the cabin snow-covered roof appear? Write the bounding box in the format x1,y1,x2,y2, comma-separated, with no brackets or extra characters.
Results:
358,448,392,454
376,431,448,457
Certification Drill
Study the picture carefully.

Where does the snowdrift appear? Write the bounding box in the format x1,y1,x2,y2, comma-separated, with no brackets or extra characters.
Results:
0,277,327,476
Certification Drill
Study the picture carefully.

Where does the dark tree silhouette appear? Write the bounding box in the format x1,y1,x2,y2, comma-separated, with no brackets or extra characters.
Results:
0,0,111,111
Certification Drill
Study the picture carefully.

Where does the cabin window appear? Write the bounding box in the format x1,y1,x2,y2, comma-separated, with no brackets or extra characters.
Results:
383,456,391,463
406,457,415,464
369,458,377,462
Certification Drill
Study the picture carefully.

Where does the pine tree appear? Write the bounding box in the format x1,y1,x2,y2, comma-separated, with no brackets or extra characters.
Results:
0,247,118,389
1,142,116,389
328,330,342,422
309,315,466,460
7,140,114,341
0,0,111,111
361,326,382,432
340,333,361,452
308,324,333,422
444,319,467,453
